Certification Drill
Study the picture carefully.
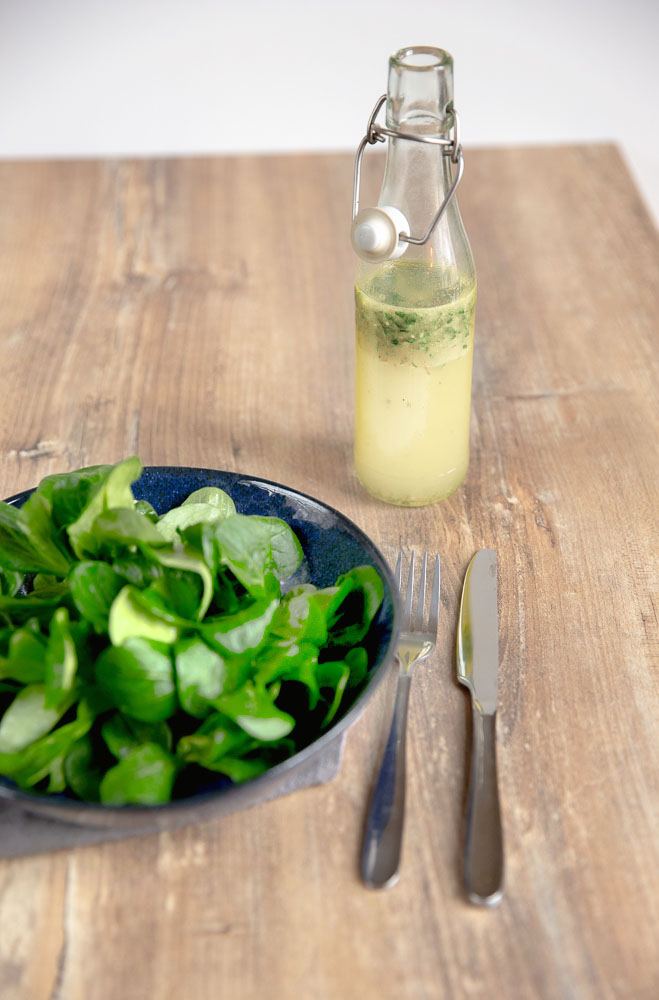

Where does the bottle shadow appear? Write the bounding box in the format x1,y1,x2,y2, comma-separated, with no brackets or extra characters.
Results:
230,426,359,506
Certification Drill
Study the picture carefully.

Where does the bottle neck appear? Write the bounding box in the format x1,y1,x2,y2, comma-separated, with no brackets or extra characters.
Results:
378,131,458,264
386,46,454,134
378,47,459,261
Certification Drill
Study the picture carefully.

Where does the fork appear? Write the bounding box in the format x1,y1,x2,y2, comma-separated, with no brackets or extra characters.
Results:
361,550,440,888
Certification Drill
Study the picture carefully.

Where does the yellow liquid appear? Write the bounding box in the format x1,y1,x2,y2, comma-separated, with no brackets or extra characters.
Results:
354,263,476,506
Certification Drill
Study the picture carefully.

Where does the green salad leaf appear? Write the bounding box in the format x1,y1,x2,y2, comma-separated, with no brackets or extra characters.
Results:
0,457,385,804
99,742,178,805
67,457,143,558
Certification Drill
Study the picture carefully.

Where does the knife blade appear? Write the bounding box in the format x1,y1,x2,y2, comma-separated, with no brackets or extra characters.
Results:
456,548,504,906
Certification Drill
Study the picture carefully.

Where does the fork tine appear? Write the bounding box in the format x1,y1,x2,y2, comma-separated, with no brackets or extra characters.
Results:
403,550,415,631
414,552,428,632
428,554,440,635
394,550,403,592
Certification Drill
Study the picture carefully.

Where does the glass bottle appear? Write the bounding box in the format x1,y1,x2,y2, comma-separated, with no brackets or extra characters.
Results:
352,46,476,506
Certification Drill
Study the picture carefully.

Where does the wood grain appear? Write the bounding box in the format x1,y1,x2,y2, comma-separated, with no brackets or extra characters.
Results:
0,144,658,999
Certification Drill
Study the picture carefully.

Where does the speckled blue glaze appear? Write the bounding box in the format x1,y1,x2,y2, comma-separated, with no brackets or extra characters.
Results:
0,467,400,832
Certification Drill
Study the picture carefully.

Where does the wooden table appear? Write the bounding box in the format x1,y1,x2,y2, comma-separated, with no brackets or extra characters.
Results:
0,144,657,999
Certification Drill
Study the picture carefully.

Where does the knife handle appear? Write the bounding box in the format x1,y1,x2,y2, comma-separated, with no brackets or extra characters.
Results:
361,670,412,888
464,709,504,906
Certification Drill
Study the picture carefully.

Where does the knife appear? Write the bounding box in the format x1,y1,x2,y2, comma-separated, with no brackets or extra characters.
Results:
456,548,504,906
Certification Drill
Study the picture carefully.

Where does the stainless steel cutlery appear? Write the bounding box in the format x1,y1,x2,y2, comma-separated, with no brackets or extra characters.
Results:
362,547,504,905
361,550,440,889
456,548,504,905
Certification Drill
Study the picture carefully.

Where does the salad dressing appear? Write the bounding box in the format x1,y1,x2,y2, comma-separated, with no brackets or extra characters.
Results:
350,46,477,507
354,264,476,504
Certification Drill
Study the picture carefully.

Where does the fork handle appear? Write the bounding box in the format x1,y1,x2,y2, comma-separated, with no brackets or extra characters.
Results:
361,670,411,888
464,709,504,906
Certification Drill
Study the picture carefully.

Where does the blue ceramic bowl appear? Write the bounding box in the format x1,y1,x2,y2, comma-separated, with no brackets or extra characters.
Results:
0,467,399,832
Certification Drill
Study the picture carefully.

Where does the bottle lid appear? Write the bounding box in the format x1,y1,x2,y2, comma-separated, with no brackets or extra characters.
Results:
350,206,410,263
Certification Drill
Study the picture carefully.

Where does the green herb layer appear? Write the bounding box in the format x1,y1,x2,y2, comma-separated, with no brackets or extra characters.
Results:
355,260,476,367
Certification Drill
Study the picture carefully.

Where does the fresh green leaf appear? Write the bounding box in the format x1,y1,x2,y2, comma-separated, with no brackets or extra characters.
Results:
317,660,350,726
245,516,304,580
0,683,74,753
156,502,232,543
94,638,177,722
39,465,112,529
201,598,278,656
180,522,255,612
68,561,127,633
102,712,172,759
44,607,78,708
99,742,178,805
154,547,213,619
176,712,254,768
326,566,384,646
210,515,273,593
134,499,159,522
182,487,236,513
64,735,103,802
108,586,179,646
0,582,71,625
202,755,269,782
0,492,72,576
0,626,47,683
215,681,295,741
174,637,234,718
88,507,168,555
0,567,23,597
148,566,202,622
33,574,60,592
252,640,320,708
0,501,46,572
0,697,91,788
269,587,329,646
210,514,303,592
110,555,160,589
67,456,142,557
345,646,370,688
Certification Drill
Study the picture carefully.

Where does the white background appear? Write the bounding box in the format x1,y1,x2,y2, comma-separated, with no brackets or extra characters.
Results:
1,0,657,222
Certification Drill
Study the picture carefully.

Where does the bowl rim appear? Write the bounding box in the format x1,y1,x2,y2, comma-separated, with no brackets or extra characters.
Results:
0,464,401,819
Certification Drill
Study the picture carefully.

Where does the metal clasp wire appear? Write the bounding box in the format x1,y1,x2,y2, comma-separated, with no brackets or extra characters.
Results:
352,94,464,247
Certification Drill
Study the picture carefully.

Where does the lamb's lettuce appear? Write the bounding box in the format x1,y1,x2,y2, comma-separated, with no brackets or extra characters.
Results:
0,457,384,804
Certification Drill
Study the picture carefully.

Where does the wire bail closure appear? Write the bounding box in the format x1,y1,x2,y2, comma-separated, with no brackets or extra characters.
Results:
352,94,464,249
